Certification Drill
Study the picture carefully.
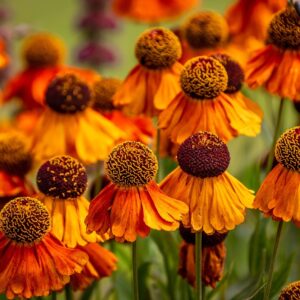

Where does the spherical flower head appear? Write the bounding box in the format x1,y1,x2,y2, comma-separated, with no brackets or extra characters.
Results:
211,54,244,93
0,131,32,176
182,11,229,50
275,127,300,172
180,56,228,100
37,155,88,199
279,281,300,299
177,132,230,178
179,225,228,247
268,7,300,50
135,27,182,70
22,33,65,68
105,141,158,187
0,197,50,244
92,77,122,111
45,73,91,114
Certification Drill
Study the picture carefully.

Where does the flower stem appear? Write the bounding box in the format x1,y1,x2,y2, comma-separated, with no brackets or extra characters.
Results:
156,128,162,182
132,241,139,300
51,292,57,300
263,221,284,300
65,284,73,300
266,98,285,174
195,231,203,300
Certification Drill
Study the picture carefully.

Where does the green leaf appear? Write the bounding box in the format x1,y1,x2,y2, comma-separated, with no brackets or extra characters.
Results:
138,262,152,300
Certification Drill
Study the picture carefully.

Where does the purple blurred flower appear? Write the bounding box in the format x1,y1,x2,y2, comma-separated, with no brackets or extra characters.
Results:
78,12,117,30
77,42,116,65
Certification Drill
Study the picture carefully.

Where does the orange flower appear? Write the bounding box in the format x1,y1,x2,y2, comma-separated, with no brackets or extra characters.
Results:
159,56,262,144
92,77,155,144
178,227,227,288
70,243,117,290
0,37,9,70
279,281,300,299
114,28,183,117
30,73,124,164
0,197,88,299
160,132,254,233
86,141,188,242
254,127,300,224
0,131,34,209
246,7,300,101
112,0,197,23
35,155,107,248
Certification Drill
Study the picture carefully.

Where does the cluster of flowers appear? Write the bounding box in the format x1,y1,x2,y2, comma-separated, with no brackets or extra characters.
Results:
0,0,299,299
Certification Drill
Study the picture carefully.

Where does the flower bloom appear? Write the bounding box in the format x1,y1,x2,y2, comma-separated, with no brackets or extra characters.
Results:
178,226,227,288
159,56,262,144
246,7,300,101
160,132,254,233
86,141,188,242
112,0,198,23
0,197,88,299
254,127,300,224
279,281,300,299
114,27,183,117
30,73,124,164
92,77,155,144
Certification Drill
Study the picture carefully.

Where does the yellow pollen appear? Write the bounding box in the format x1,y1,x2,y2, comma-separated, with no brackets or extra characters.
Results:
135,27,182,69
182,11,229,50
279,281,300,299
105,141,158,187
275,126,300,172
180,56,228,99
22,32,65,67
0,197,50,244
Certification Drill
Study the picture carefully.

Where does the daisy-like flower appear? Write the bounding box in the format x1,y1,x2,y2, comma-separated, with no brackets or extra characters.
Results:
0,131,34,210
246,6,300,101
36,155,106,248
160,132,254,233
113,27,183,117
279,281,300,299
254,127,300,224
179,11,229,64
0,197,88,299
30,73,124,164
93,77,155,144
178,226,227,288
159,56,262,144
85,141,189,242
112,0,197,23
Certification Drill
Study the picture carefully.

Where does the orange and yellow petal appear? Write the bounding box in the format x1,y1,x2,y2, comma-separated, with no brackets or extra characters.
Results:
0,233,88,299
160,167,253,233
71,243,117,290
254,164,300,223
38,193,105,248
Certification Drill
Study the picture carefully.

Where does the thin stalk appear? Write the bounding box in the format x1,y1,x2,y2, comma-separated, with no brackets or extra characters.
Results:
266,98,285,174
156,127,162,182
263,221,284,300
51,292,57,300
65,284,74,300
94,161,103,196
132,241,139,300
195,231,203,300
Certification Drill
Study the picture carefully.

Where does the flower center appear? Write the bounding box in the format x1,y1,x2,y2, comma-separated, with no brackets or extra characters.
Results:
180,56,228,100
182,11,229,50
275,126,300,172
37,155,88,199
179,225,228,247
45,73,91,114
268,7,300,50
105,141,158,187
0,131,32,176
22,33,65,68
92,77,122,111
211,54,244,93
177,132,230,178
0,197,50,244
135,27,182,70
279,281,300,300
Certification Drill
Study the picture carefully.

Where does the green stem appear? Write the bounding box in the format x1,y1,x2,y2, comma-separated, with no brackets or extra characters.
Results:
156,128,162,182
263,221,284,300
132,241,139,300
65,284,73,300
51,292,57,300
266,98,285,174
202,285,206,299
195,231,202,300
94,161,103,196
